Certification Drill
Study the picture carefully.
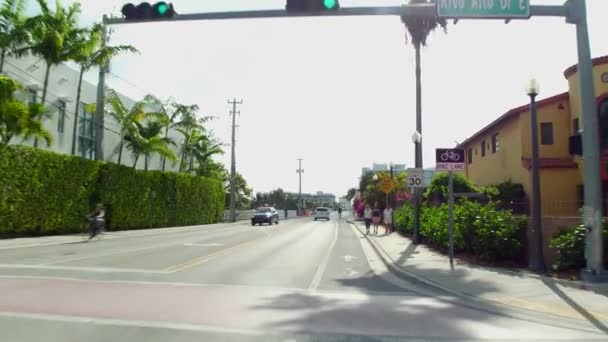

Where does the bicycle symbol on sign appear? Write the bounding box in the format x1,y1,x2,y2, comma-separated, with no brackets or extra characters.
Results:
440,150,461,162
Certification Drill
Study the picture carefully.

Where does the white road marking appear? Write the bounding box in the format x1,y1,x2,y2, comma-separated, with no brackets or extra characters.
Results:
341,255,356,262
0,264,168,274
0,311,269,336
183,243,224,247
344,268,359,277
307,220,339,291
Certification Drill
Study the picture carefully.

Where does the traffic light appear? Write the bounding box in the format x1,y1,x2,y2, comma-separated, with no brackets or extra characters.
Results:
121,2,176,20
286,0,340,12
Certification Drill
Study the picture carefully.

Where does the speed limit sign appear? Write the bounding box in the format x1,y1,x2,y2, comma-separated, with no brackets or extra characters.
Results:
407,168,424,188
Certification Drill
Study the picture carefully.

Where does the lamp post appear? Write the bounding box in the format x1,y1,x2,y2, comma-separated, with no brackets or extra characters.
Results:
526,78,546,273
412,131,422,244
373,173,379,204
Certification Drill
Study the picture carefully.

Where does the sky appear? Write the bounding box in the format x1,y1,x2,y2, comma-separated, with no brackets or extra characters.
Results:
24,0,608,198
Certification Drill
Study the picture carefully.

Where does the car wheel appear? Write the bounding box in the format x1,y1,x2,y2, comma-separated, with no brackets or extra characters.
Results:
251,222,255,226
275,219,279,225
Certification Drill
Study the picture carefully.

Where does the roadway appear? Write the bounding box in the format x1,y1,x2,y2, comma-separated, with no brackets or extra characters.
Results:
0,212,605,341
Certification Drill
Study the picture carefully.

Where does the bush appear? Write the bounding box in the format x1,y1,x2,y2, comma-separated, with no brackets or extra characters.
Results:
423,172,480,203
417,199,526,262
394,204,414,234
549,221,608,271
0,145,224,237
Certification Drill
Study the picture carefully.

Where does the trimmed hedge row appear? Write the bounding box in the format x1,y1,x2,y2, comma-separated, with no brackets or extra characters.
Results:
394,200,527,262
0,145,224,237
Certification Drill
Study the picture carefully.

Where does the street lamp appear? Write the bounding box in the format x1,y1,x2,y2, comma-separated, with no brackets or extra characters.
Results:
411,131,422,244
373,173,378,204
526,78,546,273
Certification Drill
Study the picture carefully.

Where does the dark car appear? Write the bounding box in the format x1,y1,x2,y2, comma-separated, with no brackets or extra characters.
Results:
251,207,279,226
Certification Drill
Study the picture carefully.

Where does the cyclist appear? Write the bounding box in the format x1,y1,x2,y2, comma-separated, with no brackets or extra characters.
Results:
338,207,342,218
87,204,105,240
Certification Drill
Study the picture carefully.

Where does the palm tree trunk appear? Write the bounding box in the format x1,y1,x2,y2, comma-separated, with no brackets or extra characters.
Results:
0,49,6,73
162,127,169,171
144,154,149,171
180,148,187,172
133,155,139,169
189,154,194,173
71,67,85,155
117,134,124,165
34,61,52,148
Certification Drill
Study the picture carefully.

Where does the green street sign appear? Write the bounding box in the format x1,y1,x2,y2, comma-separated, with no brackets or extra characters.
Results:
437,0,530,19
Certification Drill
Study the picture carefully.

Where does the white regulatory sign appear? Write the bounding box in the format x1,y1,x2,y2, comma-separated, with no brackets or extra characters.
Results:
407,168,424,188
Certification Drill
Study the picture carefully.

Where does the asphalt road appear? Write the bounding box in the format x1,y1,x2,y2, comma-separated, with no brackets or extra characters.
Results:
0,213,606,341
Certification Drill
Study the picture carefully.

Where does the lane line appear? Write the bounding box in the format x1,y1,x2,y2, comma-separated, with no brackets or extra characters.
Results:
0,264,167,274
164,235,268,273
307,219,339,291
0,311,269,336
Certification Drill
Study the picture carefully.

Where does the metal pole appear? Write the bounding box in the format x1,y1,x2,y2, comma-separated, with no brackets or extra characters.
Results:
297,158,303,216
448,170,454,266
529,92,545,272
94,19,108,161
567,0,606,280
228,98,243,223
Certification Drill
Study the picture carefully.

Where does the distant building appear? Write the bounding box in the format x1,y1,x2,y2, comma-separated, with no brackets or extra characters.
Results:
287,191,337,207
361,162,407,177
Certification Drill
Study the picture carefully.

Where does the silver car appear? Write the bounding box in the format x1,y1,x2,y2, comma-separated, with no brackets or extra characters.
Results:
314,207,330,221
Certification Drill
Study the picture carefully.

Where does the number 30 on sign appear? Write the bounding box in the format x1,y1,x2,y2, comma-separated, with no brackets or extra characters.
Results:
407,168,424,188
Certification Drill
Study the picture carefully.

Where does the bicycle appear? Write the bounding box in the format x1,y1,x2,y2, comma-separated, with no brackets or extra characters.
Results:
440,151,461,162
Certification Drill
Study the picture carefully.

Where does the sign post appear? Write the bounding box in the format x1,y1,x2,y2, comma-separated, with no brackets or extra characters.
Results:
436,148,465,267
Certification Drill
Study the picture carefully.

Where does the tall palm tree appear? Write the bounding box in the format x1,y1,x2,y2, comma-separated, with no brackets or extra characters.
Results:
400,0,447,243
69,23,138,155
104,89,155,165
178,127,223,173
0,0,28,73
17,0,82,147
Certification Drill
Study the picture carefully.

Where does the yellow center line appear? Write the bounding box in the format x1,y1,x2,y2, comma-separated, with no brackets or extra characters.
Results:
164,230,271,273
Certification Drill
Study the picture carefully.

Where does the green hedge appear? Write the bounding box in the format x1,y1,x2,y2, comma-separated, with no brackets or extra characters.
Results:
393,200,526,262
0,145,224,237
549,221,608,271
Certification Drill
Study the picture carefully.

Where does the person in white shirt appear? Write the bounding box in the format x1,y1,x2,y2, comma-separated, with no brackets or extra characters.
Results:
364,204,372,234
383,205,393,235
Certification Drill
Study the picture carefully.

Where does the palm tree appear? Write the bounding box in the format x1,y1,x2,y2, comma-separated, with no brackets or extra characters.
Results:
178,127,223,173
125,117,177,170
104,89,156,165
0,74,51,147
69,23,138,155
0,0,28,73
400,0,447,243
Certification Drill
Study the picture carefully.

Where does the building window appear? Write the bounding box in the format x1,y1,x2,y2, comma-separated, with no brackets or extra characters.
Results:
540,122,554,145
27,88,37,104
573,117,579,134
78,102,96,160
57,100,66,133
481,140,486,157
491,133,500,153
467,148,473,164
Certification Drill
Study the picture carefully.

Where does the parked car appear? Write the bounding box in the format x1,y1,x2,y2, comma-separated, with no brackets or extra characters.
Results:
314,207,330,221
251,207,279,226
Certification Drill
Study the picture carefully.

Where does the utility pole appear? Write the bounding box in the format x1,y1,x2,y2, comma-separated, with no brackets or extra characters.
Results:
228,98,243,223
297,158,304,216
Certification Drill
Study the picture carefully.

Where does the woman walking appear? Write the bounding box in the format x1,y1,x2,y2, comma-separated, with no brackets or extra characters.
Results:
383,205,393,235
364,204,372,234
372,202,381,234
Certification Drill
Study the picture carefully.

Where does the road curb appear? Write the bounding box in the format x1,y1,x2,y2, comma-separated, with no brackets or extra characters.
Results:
347,220,608,325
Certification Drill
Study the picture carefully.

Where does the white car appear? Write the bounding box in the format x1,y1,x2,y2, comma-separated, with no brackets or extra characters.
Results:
314,207,330,221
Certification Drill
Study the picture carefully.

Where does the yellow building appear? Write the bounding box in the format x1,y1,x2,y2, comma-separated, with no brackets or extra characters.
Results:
458,55,608,217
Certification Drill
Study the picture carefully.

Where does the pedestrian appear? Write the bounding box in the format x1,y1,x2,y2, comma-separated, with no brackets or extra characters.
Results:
383,205,393,235
372,202,381,234
87,204,105,241
364,204,372,234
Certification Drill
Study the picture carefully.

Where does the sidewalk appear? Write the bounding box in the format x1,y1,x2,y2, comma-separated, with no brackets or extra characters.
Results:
351,220,608,325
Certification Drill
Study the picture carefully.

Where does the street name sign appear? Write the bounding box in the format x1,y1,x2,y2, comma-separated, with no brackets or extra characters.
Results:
436,148,466,171
407,168,424,188
437,0,530,19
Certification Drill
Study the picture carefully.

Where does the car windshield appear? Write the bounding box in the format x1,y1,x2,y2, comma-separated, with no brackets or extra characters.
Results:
256,208,271,213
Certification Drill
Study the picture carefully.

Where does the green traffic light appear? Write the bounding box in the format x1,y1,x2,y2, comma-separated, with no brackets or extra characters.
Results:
323,0,337,9
156,2,169,15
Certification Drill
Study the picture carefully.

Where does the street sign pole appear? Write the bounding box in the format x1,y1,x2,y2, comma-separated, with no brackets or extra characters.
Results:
448,170,454,267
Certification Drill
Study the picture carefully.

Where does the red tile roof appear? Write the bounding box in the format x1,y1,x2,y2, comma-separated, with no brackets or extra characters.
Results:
563,55,608,79
521,158,578,170
457,92,569,149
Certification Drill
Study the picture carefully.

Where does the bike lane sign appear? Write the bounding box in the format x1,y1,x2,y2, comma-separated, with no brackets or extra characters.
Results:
436,148,465,171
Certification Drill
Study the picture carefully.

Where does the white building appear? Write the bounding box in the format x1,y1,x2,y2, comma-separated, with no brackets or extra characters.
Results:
362,162,407,177
2,55,183,171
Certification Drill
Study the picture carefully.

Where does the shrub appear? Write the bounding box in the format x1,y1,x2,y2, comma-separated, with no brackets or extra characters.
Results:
0,145,224,237
423,172,480,203
394,204,414,234
549,221,608,271
416,199,526,262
